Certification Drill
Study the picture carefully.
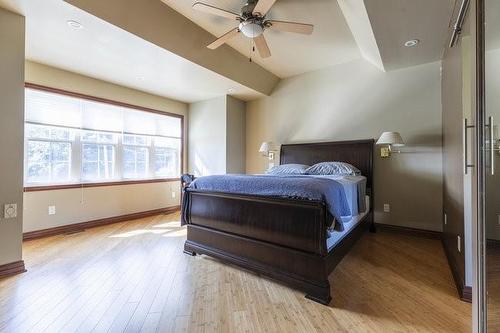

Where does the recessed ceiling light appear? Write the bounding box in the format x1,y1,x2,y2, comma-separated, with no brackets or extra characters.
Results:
67,20,83,29
227,88,235,93
404,39,419,47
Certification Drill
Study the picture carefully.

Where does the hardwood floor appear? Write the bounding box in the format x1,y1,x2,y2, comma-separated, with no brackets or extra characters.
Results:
0,212,470,333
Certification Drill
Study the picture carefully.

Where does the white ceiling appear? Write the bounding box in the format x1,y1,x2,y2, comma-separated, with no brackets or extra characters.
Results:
162,0,361,78
363,0,456,71
0,0,463,104
0,0,264,103
163,0,459,74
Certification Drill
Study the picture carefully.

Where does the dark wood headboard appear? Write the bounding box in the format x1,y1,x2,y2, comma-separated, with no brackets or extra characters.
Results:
280,139,375,190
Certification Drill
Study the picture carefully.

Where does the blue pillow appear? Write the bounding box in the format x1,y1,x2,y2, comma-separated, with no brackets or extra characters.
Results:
266,164,309,175
306,162,360,176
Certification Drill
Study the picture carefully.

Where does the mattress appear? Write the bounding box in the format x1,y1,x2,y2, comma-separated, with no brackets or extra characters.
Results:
327,195,370,251
309,175,367,218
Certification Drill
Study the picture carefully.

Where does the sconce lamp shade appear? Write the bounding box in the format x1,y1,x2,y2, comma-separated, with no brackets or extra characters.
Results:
259,141,272,154
376,132,405,147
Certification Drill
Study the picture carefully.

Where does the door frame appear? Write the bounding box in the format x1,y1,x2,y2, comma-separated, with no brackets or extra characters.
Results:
474,0,486,331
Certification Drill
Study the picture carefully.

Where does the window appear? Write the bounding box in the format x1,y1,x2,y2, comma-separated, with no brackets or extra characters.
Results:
24,86,183,186
154,137,181,177
81,130,117,181
26,124,73,184
123,134,150,179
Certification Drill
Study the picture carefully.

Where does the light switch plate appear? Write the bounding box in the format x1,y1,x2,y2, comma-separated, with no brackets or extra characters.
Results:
48,205,56,215
4,204,17,219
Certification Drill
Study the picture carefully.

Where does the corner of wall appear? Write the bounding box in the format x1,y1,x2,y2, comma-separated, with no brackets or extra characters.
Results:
0,7,25,266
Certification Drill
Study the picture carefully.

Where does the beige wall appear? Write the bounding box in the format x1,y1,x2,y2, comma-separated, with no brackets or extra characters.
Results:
23,61,188,233
188,96,227,176
226,96,246,174
246,59,443,231
188,95,246,176
23,183,181,232
0,8,24,265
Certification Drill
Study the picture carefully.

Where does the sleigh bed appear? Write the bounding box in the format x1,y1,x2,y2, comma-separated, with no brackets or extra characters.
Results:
181,139,374,304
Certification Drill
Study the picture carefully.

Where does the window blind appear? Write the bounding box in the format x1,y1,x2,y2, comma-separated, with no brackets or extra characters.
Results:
26,88,182,138
25,88,81,128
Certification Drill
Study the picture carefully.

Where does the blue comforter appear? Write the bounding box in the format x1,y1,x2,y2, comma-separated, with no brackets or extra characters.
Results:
184,174,350,231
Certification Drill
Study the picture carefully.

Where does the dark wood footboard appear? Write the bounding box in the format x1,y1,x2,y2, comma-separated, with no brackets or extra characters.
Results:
185,190,329,255
183,190,373,304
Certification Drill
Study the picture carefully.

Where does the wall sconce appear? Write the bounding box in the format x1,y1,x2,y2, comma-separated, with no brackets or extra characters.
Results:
376,132,405,158
259,141,277,160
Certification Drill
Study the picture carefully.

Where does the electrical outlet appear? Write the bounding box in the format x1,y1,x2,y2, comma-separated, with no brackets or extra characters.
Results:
48,205,56,215
498,214,500,226
444,213,447,225
457,235,461,252
171,191,176,199
4,204,17,219
383,204,390,213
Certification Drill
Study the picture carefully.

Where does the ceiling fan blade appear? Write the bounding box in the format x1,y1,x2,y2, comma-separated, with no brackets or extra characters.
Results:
252,0,277,16
266,20,314,35
193,2,241,21
253,34,271,58
207,27,240,50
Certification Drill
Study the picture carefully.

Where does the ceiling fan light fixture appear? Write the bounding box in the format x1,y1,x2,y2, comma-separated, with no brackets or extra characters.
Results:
239,20,264,38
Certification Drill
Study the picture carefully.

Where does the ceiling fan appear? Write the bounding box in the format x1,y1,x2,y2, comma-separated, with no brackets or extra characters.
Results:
192,0,314,59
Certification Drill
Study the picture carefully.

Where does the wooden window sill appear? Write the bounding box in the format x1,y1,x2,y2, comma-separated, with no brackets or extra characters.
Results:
24,178,180,192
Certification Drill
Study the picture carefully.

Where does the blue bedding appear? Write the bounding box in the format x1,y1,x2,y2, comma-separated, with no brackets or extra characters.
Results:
184,174,351,231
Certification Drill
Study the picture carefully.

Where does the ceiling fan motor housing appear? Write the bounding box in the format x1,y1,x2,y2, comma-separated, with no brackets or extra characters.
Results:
242,0,258,17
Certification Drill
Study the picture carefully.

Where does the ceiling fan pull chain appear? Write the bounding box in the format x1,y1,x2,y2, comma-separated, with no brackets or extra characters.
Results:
249,38,254,62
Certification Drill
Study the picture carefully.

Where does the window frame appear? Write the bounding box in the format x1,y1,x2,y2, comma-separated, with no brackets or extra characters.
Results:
25,136,74,185
122,136,151,180
23,83,184,192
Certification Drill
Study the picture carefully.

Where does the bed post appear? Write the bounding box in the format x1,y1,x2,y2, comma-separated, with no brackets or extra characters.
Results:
369,140,376,233
304,281,332,305
369,215,377,233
